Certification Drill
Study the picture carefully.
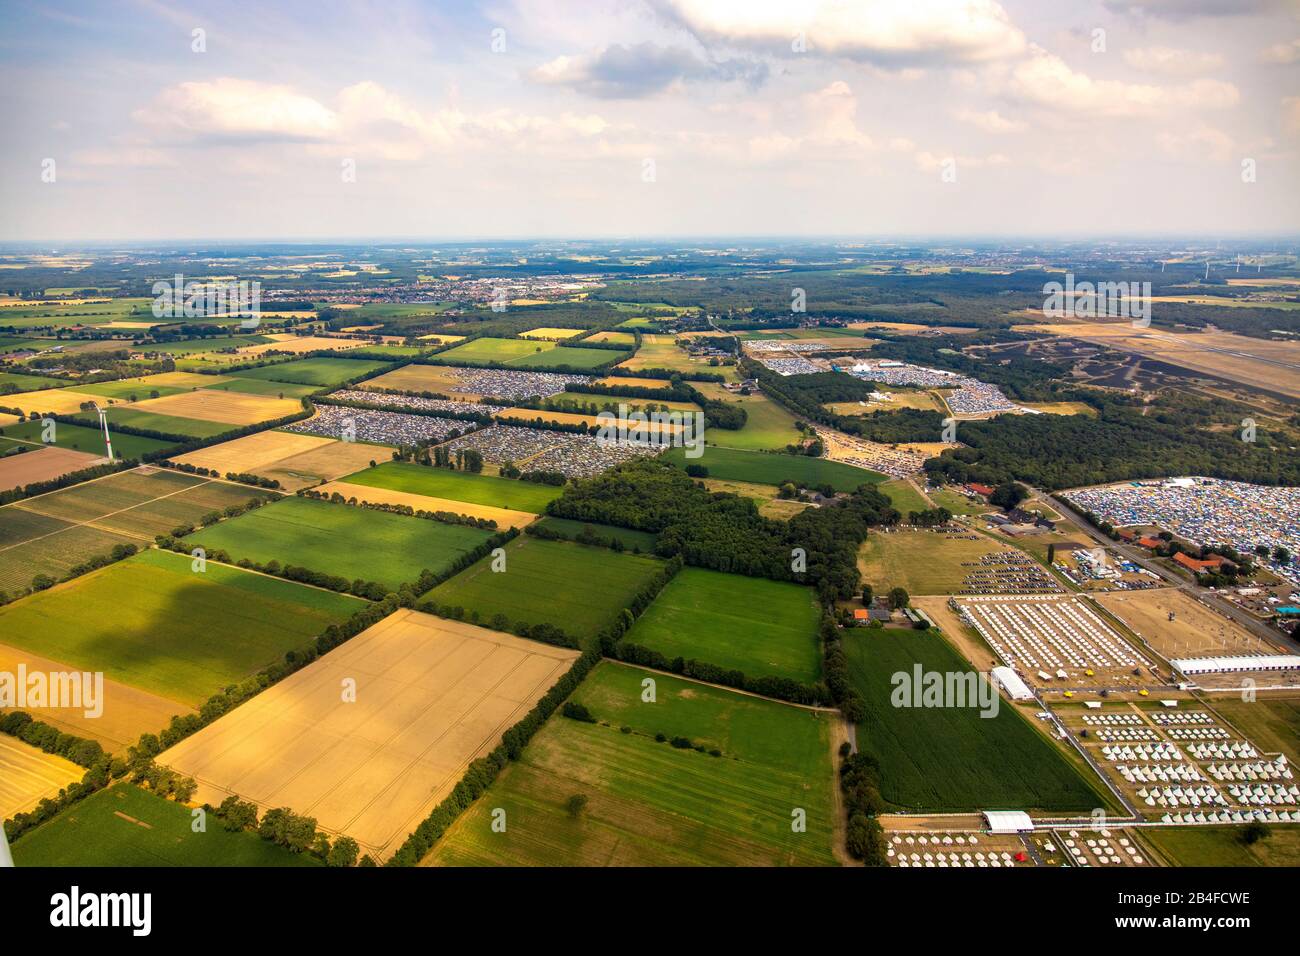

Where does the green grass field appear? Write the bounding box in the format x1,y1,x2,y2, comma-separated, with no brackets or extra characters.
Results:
880,479,930,516
203,377,319,398
857,528,1007,595
341,461,563,513
0,419,174,459
624,568,822,683
706,393,804,452
189,496,495,590
424,662,837,866
10,783,320,866
532,516,658,552
0,371,66,390
80,380,188,401
1141,825,1300,867
512,346,626,369
230,357,393,387
663,444,885,492
89,406,234,439
437,337,553,364
0,549,361,705
419,536,662,645
845,628,1108,813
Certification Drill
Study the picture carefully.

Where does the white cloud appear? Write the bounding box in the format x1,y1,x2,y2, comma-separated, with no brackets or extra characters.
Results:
126,78,614,162
132,78,339,141
1006,46,1238,117
531,42,766,98
953,108,1025,132
913,150,1009,172
652,0,1026,66
1123,46,1225,75
1259,39,1300,65
1156,125,1236,161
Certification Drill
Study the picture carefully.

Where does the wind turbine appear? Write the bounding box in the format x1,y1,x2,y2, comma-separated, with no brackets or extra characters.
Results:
91,402,114,462
1204,260,1210,280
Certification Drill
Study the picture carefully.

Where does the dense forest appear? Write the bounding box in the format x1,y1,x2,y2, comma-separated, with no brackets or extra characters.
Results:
545,459,898,601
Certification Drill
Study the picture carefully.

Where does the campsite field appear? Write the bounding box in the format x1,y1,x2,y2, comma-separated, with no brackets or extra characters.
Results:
419,536,662,646
423,662,838,866
624,568,821,683
0,735,85,823
189,496,495,590
356,364,479,399
341,461,562,513
230,357,393,387
663,444,885,492
10,783,320,866
158,609,579,861
1209,696,1300,763
844,628,1109,813
857,528,1011,595
0,549,362,706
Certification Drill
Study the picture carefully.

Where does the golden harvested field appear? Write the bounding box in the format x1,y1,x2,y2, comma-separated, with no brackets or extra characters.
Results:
238,335,364,356
4,387,106,415
827,392,943,415
0,641,190,752
158,609,579,860
316,480,537,529
172,431,333,475
0,446,104,492
361,364,479,399
519,327,583,340
594,376,676,390
137,372,234,389
1020,322,1300,400
0,735,84,821
130,390,302,425
258,440,390,491
1094,589,1275,661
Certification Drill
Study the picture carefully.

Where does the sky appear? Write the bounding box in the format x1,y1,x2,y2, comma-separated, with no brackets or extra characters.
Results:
1,0,1298,242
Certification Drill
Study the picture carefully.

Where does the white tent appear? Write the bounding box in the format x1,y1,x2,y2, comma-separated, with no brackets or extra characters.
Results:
982,810,1034,833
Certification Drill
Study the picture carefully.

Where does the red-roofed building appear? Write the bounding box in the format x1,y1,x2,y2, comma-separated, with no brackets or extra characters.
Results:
968,483,995,497
1138,536,1163,549
1173,552,1229,573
